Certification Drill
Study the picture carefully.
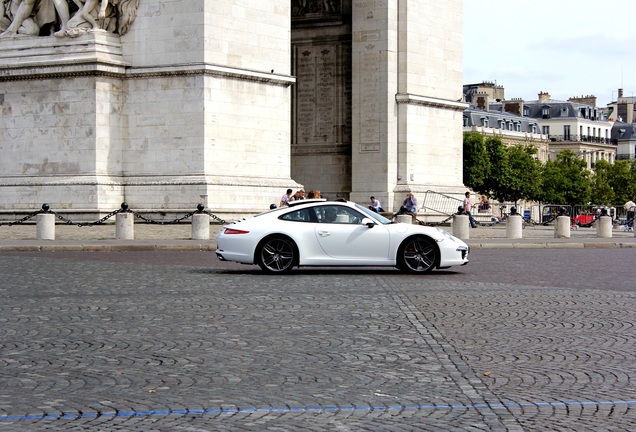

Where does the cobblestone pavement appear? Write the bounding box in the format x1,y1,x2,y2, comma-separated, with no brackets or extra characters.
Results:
0,250,634,431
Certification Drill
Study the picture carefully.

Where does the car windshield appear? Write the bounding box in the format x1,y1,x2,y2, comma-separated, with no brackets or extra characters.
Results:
354,203,392,224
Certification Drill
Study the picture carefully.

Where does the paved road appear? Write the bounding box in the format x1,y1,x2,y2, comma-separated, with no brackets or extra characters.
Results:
0,249,635,431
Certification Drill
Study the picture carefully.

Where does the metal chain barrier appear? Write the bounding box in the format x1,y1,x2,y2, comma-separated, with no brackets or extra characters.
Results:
0,203,226,227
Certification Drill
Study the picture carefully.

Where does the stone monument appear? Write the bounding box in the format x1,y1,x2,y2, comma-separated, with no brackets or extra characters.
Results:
1,0,466,219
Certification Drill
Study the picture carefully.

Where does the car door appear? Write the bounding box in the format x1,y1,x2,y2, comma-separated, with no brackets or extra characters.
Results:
313,205,391,262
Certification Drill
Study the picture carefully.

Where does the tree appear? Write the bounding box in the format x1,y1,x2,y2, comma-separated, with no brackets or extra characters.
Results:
590,159,614,205
502,144,542,203
605,160,635,205
462,132,490,190
538,150,591,205
480,136,512,203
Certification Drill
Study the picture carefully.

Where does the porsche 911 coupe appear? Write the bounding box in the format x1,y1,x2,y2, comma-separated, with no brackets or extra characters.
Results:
216,199,469,274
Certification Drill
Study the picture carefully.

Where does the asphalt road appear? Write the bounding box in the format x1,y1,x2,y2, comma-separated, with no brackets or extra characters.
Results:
0,248,635,431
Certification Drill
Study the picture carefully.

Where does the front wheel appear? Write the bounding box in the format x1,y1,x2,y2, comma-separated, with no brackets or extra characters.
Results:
397,236,438,273
256,236,297,274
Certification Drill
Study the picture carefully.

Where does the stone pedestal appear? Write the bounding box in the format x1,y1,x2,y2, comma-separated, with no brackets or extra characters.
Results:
597,216,612,238
36,214,55,240
191,214,210,240
453,214,469,240
116,213,134,240
506,215,523,239
395,215,412,225
555,216,571,239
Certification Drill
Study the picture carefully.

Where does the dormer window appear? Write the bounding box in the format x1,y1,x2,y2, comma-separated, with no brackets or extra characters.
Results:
542,106,550,119
481,117,489,127
523,106,529,116
560,107,568,116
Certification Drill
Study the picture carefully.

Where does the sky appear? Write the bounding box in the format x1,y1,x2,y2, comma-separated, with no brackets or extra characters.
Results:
463,0,636,107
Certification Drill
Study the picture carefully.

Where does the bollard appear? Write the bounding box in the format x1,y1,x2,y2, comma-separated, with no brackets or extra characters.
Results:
395,214,412,224
597,215,612,238
554,215,570,238
506,214,523,239
453,214,469,239
36,213,55,240
191,213,210,240
115,212,134,240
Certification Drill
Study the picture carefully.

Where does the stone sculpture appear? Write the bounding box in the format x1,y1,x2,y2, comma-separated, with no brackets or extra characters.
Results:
0,0,138,38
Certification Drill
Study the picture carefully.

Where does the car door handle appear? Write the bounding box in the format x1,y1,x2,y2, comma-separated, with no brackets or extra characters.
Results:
318,231,331,237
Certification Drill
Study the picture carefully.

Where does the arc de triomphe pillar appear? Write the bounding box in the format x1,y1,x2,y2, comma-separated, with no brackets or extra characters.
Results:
349,0,467,211
0,0,466,218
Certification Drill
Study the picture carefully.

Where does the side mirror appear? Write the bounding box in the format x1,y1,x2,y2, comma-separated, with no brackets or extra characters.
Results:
361,217,376,228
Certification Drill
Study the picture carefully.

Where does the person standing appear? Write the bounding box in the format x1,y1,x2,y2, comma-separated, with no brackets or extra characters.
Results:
625,197,636,229
463,191,477,228
280,188,293,207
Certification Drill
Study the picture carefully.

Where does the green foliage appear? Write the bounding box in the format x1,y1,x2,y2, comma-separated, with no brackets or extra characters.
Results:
538,150,591,205
462,134,541,203
590,159,614,205
462,132,490,190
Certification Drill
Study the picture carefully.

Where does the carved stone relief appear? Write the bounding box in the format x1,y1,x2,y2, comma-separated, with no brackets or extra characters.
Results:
0,0,139,38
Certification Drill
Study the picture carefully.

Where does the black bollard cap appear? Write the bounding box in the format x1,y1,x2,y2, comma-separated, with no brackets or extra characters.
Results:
457,206,464,215
197,203,205,213
270,204,277,210
41,203,50,212
510,206,517,215
121,202,129,212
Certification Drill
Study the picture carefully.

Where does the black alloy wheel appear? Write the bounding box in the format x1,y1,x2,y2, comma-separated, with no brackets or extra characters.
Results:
257,236,297,274
398,236,438,273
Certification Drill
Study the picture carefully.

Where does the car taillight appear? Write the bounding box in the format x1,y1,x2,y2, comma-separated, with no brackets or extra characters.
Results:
224,228,250,235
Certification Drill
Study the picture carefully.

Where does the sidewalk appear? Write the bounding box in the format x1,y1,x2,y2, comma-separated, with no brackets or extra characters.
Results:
0,222,635,251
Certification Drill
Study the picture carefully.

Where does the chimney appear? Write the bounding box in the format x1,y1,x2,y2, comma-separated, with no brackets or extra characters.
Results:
538,91,551,103
475,92,490,111
618,88,624,98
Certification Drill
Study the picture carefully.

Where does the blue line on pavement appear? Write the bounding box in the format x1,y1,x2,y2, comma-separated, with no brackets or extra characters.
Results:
2,399,636,422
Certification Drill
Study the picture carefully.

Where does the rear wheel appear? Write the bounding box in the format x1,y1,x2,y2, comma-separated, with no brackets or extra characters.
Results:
256,236,297,274
398,236,438,273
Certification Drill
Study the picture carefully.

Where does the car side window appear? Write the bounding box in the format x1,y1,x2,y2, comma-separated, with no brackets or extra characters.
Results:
316,205,365,224
279,208,315,222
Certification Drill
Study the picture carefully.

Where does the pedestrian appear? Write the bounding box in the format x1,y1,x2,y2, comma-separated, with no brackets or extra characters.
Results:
463,191,477,228
368,196,384,213
280,188,293,207
398,192,418,214
625,197,635,229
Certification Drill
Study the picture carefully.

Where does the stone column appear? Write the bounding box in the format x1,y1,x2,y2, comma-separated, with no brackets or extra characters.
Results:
453,214,469,239
36,214,55,240
349,0,466,210
554,216,571,239
596,216,612,238
506,215,523,239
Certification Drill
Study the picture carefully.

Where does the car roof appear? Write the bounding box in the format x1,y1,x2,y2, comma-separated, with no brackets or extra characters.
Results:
287,198,351,207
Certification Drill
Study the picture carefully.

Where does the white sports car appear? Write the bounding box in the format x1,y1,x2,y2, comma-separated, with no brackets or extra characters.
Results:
216,199,469,274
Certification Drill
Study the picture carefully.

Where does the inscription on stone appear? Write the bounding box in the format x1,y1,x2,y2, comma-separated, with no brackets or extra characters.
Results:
293,42,351,148
358,49,380,152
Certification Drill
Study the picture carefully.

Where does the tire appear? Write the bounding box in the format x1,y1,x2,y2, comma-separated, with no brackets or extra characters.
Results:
397,236,438,273
256,236,297,274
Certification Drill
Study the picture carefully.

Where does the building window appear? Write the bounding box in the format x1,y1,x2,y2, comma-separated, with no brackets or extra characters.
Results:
523,106,530,116
542,107,550,118
531,124,537,133
542,125,550,135
564,125,570,140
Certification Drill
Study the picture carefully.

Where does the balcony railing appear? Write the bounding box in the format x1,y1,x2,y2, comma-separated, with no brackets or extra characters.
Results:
616,153,635,160
548,134,612,144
